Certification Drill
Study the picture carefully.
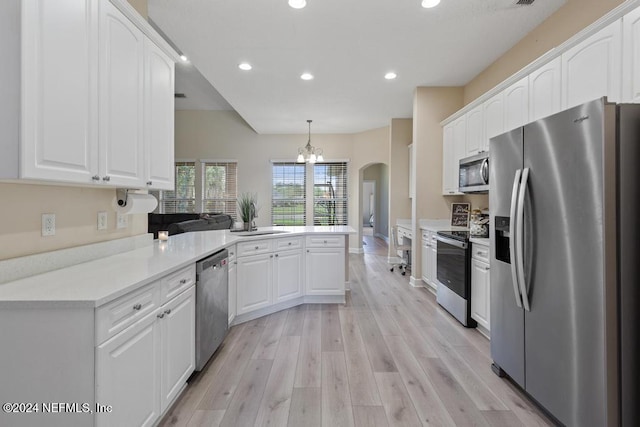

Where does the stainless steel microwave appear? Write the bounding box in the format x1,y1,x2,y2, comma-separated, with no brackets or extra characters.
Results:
459,152,489,193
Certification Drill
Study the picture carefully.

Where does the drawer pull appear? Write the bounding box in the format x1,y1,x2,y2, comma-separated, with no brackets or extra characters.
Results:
179,278,187,284
164,309,172,315
102,176,110,182
146,181,152,186
133,304,142,311
255,246,259,250
476,251,487,256
288,242,292,246
91,175,100,181
485,266,490,271
270,255,274,258
324,240,328,244
157,313,165,319
275,254,279,257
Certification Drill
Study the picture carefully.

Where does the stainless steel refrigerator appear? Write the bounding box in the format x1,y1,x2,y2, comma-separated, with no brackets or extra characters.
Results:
489,98,639,426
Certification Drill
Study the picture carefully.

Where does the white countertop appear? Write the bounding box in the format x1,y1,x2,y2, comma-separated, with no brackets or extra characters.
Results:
0,226,354,309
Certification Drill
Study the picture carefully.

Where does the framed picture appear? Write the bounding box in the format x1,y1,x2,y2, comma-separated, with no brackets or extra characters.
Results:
451,203,470,227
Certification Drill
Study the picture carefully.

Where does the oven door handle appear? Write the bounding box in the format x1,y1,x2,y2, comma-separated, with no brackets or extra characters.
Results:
509,169,523,308
435,235,468,249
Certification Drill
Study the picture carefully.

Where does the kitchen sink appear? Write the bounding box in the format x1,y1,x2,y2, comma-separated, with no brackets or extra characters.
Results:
231,230,290,237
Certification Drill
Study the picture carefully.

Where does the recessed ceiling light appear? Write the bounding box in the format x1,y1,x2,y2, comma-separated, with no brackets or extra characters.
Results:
300,73,314,81
179,54,189,62
288,0,307,9
238,62,252,71
384,72,397,80
421,0,440,8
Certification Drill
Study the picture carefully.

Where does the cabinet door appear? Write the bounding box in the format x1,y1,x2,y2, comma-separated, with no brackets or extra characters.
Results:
228,262,237,325
305,248,345,295
529,57,562,122
274,249,304,303
442,124,455,195
465,106,484,156
623,6,640,102
471,259,490,331
430,245,438,289
144,38,175,190
562,20,622,109
99,0,145,187
483,93,504,152
237,254,272,315
160,286,195,412
421,238,430,284
443,117,465,195
96,312,160,427
503,75,529,132
21,0,99,183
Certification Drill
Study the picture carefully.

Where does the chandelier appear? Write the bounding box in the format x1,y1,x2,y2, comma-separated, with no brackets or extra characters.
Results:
297,120,324,163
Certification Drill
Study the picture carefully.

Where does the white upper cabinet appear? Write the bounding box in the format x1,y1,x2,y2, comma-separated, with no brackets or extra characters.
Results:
562,20,622,109
442,116,465,195
529,57,562,122
144,39,175,190
465,105,484,156
99,0,145,187
503,75,529,132
483,92,504,150
623,6,640,102
1,0,176,189
20,0,99,184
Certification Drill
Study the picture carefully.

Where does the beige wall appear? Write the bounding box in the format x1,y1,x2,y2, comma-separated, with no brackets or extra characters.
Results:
175,110,390,251
464,0,624,104
0,183,146,260
127,0,148,19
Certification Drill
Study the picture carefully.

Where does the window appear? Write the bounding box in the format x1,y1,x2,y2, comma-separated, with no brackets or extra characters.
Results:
314,162,348,225
272,162,306,226
202,161,237,219
156,161,196,213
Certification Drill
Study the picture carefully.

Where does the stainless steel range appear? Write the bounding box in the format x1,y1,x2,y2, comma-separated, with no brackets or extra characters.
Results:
435,230,476,327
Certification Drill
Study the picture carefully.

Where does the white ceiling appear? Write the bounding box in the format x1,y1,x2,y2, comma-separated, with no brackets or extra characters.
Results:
149,0,566,134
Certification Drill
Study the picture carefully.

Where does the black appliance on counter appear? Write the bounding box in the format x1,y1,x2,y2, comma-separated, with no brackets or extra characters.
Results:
435,230,476,327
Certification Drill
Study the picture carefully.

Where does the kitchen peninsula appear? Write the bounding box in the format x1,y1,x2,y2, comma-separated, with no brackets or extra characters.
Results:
0,226,353,427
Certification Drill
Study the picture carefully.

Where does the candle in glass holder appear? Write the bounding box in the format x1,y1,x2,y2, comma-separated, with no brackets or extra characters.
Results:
158,231,169,241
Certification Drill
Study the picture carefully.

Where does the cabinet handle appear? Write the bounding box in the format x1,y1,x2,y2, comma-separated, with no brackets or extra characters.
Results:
102,176,110,182
323,240,328,244
233,261,237,265
91,175,100,181
179,279,187,284
133,303,142,311
164,309,172,315
157,313,165,319
230,252,234,255
275,254,279,257
477,251,487,256
484,266,490,271
307,250,310,253
270,255,273,258
288,242,292,246
449,191,455,194
255,246,259,250
146,181,152,186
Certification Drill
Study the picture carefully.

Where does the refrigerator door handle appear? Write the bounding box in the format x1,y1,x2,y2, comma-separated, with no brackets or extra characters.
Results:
509,169,523,308
516,168,531,311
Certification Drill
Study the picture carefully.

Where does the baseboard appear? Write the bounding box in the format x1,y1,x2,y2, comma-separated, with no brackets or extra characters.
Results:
349,247,365,254
231,294,346,326
475,323,491,340
409,276,425,288
374,233,389,243
424,280,437,296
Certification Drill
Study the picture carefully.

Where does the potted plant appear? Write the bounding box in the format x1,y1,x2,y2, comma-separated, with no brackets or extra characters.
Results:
237,192,258,231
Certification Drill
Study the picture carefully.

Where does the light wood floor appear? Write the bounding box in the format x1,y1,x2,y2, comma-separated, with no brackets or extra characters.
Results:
159,252,553,427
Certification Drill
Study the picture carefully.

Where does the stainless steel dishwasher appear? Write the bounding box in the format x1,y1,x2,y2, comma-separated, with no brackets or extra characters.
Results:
195,248,229,371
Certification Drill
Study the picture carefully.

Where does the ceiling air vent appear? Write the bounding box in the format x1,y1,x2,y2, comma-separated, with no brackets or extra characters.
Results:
175,93,187,98
515,0,535,5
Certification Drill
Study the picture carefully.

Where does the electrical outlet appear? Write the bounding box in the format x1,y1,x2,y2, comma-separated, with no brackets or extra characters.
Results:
42,213,56,236
116,212,128,229
97,211,108,230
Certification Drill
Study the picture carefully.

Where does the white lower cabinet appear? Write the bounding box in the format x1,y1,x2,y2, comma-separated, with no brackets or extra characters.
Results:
237,253,273,315
305,248,345,295
420,230,438,291
274,249,304,302
471,244,491,334
96,310,161,427
96,284,195,426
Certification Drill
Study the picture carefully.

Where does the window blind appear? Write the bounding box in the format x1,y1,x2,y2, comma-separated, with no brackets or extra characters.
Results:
157,162,196,213
313,162,348,226
272,162,306,226
202,161,238,219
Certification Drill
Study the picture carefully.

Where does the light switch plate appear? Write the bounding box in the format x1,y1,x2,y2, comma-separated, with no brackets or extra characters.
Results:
42,213,56,236
97,211,108,230
116,212,128,229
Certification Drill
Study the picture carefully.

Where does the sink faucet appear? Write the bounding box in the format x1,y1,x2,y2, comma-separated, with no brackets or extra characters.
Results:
249,202,257,231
